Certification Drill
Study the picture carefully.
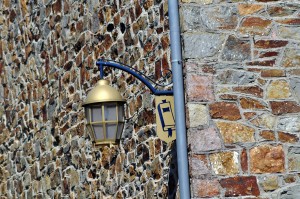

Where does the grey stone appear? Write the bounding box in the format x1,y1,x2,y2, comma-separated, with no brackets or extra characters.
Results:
281,48,300,67
221,35,251,61
279,26,300,41
290,78,300,103
217,70,256,85
183,33,225,59
278,185,300,198
278,117,300,132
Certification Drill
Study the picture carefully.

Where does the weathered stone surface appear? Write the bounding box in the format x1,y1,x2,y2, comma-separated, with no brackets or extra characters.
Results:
239,17,272,35
267,80,291,99
209,102,241,120
276,18,300,25
220,176,260,197
260,176,279,191
192,179,220,198
278,185,300,199
181,0,213,4
261,69,286,77
267,4,299,17
270,101,300,115
250,145,284,173
281,48,300,67
259,130,275,141
221,35,251,61
250,113,276,129
209,151,239,175
188,127,222,152
183,33,225,59
278,117,300,132
278,132,299,143
233,86,263,98
182,5,237,31
187,103,208,127
288,147,300,171
240,97,266,110
216,121,255,144
189,154,210,177
217,70,255,85
238,4,264,15
254,40,288,48
279,26,300,41
241,149,248,173
290,78,300,103
186,74,214,102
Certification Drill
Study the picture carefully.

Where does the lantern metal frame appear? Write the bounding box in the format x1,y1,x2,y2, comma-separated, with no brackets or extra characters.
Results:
83,60,173,146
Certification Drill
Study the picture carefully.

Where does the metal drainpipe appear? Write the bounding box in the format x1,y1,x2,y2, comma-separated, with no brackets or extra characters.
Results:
168,0,191,198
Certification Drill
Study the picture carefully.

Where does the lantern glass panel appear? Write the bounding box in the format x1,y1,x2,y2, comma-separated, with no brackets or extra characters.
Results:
106,124,117,139
116,123,124,139
91,106,102,122
104,103,117,121
118,104,124,121
92,124,104,140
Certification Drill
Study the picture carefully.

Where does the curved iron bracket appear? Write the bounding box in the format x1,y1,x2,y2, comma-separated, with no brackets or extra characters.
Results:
96,60,173,96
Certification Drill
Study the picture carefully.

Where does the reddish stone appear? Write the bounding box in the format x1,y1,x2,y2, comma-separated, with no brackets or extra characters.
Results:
254,40,288,48
260,130,275,141
154,60,161,80
278,132,299,143
220,176,260,197
52,0,62,14
161,35,169,50
247,60,276,67
257,0,280,2
261,69,285,77
209,102,241,121
276,18,300,25
270,101,300,115
259,51,279,58
103,34,113,50
250,145,284,173
244,112,257,120
9,9,17,22
233,86,263,98
135,1,142,18
186,74,214,102
202,65,216,74
241,149,248,173
239,17,272,35
240,98,266,110
144,41,153,54
193,179,220,198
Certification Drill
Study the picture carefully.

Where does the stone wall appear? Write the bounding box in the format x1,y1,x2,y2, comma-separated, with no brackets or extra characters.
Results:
0,0,177,198
182,0,300,198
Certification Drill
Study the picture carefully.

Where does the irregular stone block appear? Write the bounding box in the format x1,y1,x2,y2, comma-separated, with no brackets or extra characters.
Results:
233,85,263,98
192,179,220,198
216,121,255,144
240,97,267,110
250,113,277,129
209,102,241,121
278,185,300,199
239,17,272,35
250,145,284,173
281,48,300,67
187,103,208,127
288,147,300,171
259,176,279,191
220,176,260,197
209,151,239,175
278,131,299,143
188,127,222,152
254,40,288,48
259,130,275,141
267,4,299,17
261,69,285,77
267,80,291,99
279,26,300,41
278,117,300,132
186,74,214,102
270,101,300,115
217,70,255,85
189,154,210,177
290,78,300,103
183,33,225,59
221,35,251,61
238,4,264,15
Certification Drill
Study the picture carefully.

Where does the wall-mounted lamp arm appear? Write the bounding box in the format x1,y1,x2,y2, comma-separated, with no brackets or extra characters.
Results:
96,60,173,96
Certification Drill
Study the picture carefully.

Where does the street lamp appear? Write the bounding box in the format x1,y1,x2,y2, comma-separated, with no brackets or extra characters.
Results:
83,60,173,146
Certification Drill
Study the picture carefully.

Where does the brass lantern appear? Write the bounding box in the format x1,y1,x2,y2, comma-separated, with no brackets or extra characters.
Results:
83,79,126,146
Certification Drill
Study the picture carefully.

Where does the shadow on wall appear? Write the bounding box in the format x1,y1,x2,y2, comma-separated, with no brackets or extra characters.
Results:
168,142,178,199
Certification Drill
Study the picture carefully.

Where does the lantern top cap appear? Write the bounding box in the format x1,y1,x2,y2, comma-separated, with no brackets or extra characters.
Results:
83,79,125,106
